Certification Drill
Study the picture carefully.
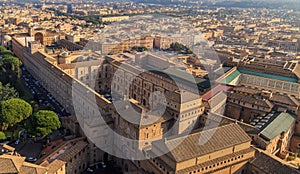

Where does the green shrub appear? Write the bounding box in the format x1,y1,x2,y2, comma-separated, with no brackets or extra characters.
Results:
287,155,296,161
0,131,6,140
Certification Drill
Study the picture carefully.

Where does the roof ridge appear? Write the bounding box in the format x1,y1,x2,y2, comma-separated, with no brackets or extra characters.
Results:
289,95,300,106
10,157,21,173
166,123,237,143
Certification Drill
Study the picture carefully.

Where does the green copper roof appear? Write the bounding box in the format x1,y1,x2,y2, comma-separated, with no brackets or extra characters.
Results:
221,69,298,85
221,69,241,84
239,69,298,83
260,112,296,140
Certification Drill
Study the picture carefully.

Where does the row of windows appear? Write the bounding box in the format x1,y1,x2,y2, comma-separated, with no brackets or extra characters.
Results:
241,75,299,92
68,148,86,163
188,155,245,174
231,99,267,110
144,127,158,138
181,108,203,119
151,158,170,174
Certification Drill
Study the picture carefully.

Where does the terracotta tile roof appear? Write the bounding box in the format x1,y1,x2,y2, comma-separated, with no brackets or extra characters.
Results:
270,94,299,107
177,147,255,174
20,166,38,174
181,90,201,103
208,91,227,109
152,123,251,162
57,141,88,162
0,154,62,174
228,92,274,108
233,86,260,95
198,113,257,132
20,162,47,174
46,159,65,174
0,158,19,173
0,154,25,173
250,151,300,174
238,61,298,79
202,84,233,101
232,86,299,108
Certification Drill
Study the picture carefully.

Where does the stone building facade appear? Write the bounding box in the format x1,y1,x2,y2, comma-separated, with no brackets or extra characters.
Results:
28,27,64,46
11,33,293,174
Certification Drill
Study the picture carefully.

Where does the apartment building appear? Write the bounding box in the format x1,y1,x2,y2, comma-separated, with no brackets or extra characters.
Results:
100,16,130,23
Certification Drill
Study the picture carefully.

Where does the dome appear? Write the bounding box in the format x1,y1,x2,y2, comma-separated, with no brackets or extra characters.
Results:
3,35,11,41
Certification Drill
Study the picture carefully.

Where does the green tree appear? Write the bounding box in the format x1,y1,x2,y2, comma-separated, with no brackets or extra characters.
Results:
0,98,32,131
0,131,6,140
1,56,22,71
131,46,148,52
170,42,193,54
0,46,22,78
0,46,6,52
0,55,22,79
32,110,61,137
0,49,14,57
0,82,19,101
0,47,22,86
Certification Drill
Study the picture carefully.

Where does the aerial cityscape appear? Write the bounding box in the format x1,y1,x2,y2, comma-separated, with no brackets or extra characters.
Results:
0,0,300,174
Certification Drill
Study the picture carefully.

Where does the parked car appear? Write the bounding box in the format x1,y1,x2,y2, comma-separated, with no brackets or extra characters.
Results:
104,93,111,98
26,157,37,162
14,139,20,145
100,162,106,168
86,168,93,173
1,149,9,153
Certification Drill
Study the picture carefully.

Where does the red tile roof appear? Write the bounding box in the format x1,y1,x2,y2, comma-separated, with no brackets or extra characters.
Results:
202,84,233,101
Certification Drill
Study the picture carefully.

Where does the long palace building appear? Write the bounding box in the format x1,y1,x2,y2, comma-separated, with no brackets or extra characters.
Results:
10,32,300,174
